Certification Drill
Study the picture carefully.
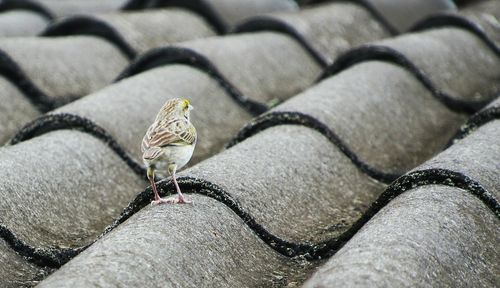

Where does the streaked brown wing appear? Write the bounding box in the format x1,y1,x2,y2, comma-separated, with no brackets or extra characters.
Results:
143,118,195,153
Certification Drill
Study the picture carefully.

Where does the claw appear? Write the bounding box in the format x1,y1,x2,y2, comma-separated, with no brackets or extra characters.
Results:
151,195,192,205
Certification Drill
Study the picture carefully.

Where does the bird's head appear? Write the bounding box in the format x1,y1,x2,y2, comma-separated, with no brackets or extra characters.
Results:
160,98,194,120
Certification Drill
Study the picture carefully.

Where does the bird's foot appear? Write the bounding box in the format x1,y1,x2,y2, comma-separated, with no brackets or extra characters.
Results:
151,195,192,205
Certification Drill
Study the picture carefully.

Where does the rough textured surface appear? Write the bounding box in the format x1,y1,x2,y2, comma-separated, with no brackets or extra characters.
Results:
65,8,216,53
0,10,49,37
37,195,306,288
418,120,500,197
275,61,466,174
0,36,129,103
460,0,500,45
367,0,456,32
36,0,127,17
303,119,500,287
303,185,499,288
0,1,499,287
201,0,298,30
0,130,144,249
239,2,390,64
34,108,500,287
0,238,49,288
176,32,322,104
55,65,253,164
0,77,40,144
377,28,500,103
185,126,385,244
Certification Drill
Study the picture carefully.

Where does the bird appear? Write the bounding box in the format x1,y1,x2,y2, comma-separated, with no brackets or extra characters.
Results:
141,98,197,205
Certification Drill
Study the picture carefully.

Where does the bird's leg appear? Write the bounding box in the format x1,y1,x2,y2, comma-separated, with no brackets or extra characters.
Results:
150,165,192,205
171,168,191,204
147,166,162,204
158,164,192,204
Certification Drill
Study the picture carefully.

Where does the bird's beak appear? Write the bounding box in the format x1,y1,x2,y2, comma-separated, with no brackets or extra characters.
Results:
188,104,194,111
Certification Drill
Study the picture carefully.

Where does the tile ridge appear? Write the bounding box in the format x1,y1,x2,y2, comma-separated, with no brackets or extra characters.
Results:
319,45,495,114
232,15,328,67
304,0,399,34
227,102,500,183
357,0,399,34
115,46,269,115
0,48,56,112
0,0,54,20
447,102,500,146
227,111,399,183
8,113,145,177
122,0,226,33
410,13,500,56
41,15,137,59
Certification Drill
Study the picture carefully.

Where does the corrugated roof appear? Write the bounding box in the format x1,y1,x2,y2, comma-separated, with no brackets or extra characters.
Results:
0,0,498,287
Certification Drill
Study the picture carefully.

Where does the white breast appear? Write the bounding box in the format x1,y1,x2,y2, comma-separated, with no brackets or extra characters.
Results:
157,144,195,171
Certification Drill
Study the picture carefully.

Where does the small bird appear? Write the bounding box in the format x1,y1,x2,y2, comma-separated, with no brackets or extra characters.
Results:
141,98,197,204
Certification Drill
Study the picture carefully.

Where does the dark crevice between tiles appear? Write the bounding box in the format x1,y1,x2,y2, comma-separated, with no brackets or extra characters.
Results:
115,46,269,116
227,111,400,184
410,13,500,57
0,49,58,112
446,105,500,147
311,168,500,258
139,169,499,261
4,100,499,268
41,16,137,60
319,45,494,114
357,0,399,34
0,224,82,268
305,0,398,34
232,16,329,67
0,0,54,20
122,0,226,34
8,113,145,177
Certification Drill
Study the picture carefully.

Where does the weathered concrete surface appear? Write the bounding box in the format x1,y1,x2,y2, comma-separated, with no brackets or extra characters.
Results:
186,125,385,244
275,61,466,174
0,238,50,288
303,185,499,288
176,32,322,104
36,0,127,17
249,2,390,63
303,119,500,287
377,27,500,103
368,0,456,32
50,8,216,53
461,0,500,45
199,0,298,30
0,10,49,37
0,77,40,144
418,120,500,198
0,130,144,249
37,195,307,288
1,3,499,287
0,36,128,104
